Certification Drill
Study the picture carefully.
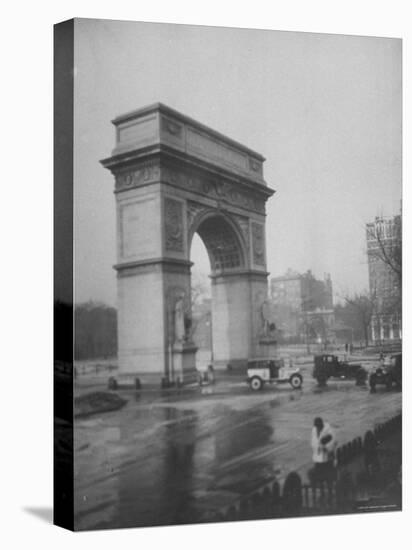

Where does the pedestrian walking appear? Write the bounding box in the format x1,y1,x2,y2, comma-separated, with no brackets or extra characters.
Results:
309,417,337,486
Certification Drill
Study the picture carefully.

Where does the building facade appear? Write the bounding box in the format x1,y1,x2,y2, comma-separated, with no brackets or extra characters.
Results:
366,215,402,343
270,269,335,344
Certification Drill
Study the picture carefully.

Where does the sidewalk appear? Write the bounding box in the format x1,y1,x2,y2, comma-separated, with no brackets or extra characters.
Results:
74,369,250,403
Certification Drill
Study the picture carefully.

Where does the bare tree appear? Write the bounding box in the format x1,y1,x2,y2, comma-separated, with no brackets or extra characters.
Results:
74,301,117,359
191,278,210,308
369,215,402,285
343,290,377,347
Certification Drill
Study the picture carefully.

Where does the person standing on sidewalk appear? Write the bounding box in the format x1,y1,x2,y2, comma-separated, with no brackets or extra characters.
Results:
309,417,337,485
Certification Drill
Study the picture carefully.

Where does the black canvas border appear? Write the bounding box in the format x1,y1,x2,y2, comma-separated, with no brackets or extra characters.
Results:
53,18,74,531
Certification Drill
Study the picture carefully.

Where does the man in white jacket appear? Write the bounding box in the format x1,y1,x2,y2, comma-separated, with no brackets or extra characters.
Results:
310,417,337,485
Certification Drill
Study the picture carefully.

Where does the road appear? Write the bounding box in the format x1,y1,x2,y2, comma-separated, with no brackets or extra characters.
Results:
73,371,401,530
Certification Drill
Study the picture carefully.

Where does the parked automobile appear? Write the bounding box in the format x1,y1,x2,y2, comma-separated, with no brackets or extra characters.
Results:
312,354,367,387
247,357,303,391
369,353,402,392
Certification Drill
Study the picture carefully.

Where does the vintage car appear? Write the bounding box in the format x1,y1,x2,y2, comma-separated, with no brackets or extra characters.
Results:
312,354,367,387
369,353,402,392
247,357,303,391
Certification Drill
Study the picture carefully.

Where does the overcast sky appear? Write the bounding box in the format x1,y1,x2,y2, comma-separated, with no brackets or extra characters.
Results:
73,19,401,306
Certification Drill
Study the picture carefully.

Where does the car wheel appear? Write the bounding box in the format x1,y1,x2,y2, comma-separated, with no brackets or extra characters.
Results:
250,376,263,391
316,376,327,387
369,375,376,393
290,374,302,389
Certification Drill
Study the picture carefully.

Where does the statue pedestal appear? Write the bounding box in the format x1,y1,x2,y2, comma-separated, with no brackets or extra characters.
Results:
172,341,198,385
258,336,278,358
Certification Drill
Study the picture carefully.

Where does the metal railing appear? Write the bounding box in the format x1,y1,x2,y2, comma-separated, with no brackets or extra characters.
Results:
208,413,401,522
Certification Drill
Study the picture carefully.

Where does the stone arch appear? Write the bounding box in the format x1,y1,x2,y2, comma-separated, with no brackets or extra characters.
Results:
101,103,274,384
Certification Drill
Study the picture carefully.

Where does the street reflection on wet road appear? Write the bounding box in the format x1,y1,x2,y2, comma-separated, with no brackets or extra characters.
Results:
74,380,401,530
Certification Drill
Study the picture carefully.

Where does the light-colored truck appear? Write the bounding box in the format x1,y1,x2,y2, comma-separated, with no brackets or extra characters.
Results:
247,357,303,391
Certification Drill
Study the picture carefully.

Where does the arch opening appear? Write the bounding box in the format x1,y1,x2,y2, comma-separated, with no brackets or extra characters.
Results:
192,214,246,275
189,213,248,372
190,234,212,370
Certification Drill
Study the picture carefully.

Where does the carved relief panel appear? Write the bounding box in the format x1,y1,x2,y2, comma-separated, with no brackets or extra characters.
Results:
115,161,161,192
164,197,184,252
251,221,266,267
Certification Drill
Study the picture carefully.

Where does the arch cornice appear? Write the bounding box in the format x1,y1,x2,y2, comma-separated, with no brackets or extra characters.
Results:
103,149,274,216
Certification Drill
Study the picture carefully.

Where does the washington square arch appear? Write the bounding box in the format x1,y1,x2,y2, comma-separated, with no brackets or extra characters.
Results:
101,103,275,386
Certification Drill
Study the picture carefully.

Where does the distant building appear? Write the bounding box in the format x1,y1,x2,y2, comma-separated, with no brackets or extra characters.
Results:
366,215,402,342
270,269,335,344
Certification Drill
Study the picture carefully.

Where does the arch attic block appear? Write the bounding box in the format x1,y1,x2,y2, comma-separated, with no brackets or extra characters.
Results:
101,103,274,384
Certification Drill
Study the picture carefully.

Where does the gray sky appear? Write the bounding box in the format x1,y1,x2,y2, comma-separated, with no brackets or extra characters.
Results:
74,19,401,305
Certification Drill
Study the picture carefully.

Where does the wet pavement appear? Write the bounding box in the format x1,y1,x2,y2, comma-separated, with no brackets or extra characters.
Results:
74,373,401,530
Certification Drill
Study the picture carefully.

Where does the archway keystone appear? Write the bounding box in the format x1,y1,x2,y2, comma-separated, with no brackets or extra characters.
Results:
101,103,274,384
